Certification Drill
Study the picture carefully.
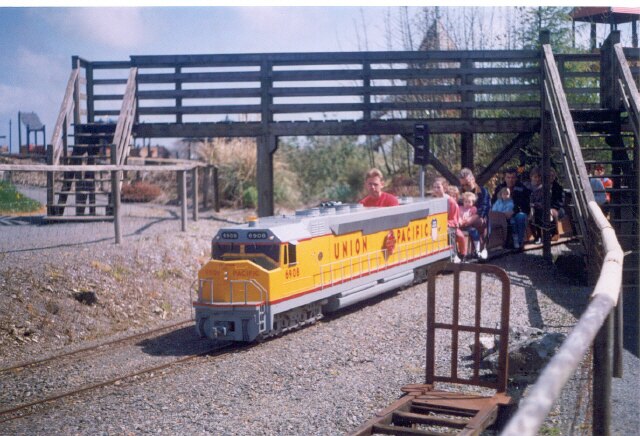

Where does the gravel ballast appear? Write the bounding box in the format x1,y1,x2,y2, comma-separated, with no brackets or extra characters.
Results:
1,187,637,435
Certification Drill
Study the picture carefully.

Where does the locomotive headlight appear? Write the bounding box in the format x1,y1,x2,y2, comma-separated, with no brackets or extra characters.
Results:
269,236,274,240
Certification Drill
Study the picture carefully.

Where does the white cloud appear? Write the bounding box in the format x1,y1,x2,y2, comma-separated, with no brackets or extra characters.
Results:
45,8,152,50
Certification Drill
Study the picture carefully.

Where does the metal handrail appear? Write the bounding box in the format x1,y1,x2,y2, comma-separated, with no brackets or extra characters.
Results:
198,278,267,306
502,202,623,435
502,43,626,436
49,69,79,165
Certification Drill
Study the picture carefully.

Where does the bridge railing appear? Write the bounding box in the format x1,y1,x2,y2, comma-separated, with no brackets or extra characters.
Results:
502,43,626,436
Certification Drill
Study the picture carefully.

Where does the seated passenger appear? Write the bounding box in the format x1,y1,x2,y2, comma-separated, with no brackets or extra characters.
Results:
459,192,482,260
492,187,520,250
458,168,490,260
359,168,399,207
432,177,463,263
492,167,530,250
593,164,613,204
529,166,565,243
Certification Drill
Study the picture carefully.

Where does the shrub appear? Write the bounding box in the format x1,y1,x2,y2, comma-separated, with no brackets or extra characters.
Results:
0,180,43,213
121,181,162,203
242,186,258,208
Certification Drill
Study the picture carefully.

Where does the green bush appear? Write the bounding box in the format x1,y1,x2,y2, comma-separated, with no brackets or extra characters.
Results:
242,186,258,208
0,180,43,213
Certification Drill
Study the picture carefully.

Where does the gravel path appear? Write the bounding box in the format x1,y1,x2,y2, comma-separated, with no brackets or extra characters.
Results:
1,186,637,435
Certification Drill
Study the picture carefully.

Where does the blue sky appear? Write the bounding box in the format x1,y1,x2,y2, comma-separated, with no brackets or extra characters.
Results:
0,5,402,150
0,3,634,151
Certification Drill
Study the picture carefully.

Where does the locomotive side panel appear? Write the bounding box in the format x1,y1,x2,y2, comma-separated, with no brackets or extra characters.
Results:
195,197,452,342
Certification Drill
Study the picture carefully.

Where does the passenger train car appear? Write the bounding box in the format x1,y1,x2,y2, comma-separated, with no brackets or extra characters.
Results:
194,196,452,342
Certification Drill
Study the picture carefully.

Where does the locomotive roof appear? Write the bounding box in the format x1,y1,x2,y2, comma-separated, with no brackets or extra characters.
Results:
215,196,447,243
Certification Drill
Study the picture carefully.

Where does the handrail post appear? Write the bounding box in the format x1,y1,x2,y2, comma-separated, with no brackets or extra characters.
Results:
539,31,552,262
110,144,122,244
178,169,187,232
192,167,199,222
593,311,613,436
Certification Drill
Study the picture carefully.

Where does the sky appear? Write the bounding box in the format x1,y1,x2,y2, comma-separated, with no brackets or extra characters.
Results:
0,5,406,151
0,2,635,152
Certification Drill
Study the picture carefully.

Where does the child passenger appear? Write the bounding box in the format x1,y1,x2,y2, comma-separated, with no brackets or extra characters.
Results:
432,177,463,263
459,191,481,259
491,187,520,249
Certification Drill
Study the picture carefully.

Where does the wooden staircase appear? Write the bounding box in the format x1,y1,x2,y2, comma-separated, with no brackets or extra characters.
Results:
48,123,116,220
46,67,137,221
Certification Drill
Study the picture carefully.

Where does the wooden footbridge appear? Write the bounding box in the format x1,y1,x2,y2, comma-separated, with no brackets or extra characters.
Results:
0,28,638,434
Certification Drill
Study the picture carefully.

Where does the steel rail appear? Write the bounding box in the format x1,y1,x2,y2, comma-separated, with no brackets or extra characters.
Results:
0,319,193,374
0,341,234,424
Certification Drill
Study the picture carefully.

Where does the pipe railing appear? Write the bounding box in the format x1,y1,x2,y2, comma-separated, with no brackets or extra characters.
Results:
502,42,627,436
502,202,624,435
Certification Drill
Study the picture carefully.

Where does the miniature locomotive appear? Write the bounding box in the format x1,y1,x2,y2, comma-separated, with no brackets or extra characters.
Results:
194,197,452,342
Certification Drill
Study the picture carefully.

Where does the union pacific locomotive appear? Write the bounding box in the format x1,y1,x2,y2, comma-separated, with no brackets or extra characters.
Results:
194,197,452,342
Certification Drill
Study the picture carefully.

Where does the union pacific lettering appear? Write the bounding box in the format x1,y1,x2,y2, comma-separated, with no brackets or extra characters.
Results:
333,236,368,260
394,214,446,244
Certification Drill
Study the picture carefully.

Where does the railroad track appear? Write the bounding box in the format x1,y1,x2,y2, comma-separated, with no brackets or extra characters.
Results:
0,319,194,374
0,320,235,423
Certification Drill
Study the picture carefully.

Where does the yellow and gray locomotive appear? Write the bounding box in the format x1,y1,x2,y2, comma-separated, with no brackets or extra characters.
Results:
194,197,452,342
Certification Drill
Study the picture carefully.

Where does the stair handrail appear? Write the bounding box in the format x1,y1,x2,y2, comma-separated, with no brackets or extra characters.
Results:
502,202,623,436
502,44,626,436
613,43,640,139
541,44,596,245
49,68,80,165
112,67,138,165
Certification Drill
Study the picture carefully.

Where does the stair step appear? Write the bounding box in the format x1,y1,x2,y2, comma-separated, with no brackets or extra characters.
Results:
50,202,112,207
584,159,636,165
53,190,110,195
580,147,636,152
56,178,113,183
43,215,114,223
74,123,117,134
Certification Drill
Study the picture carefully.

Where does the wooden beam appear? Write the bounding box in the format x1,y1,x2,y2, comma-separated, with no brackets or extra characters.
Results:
129,119,541,139
476,131,537,186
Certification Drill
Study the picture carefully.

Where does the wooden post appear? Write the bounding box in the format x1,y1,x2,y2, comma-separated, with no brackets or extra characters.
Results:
461,59,474,170
257,135,276,217
86,62,94,123
46,144,54,216
192,167,199,221
178,170,187,232
111,144,122,244
593,312,613,436
540,31,552,262
202,165,210,209
214,166,220,212
258,59,276,218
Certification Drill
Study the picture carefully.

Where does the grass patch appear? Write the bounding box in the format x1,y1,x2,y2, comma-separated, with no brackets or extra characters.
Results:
0,180,43,213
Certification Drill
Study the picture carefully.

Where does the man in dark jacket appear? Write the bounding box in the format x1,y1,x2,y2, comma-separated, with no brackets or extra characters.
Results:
492,167,530,250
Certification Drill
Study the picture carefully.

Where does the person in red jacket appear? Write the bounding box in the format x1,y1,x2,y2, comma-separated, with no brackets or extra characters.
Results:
359,168,399,207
